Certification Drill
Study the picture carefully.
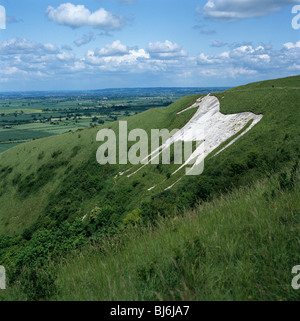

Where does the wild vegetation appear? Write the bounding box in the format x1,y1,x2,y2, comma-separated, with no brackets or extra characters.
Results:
0,76,299,301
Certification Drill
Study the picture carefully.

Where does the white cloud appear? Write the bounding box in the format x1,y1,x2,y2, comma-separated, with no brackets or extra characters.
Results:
57,52,75,61
0,38,58,55
2,36,300,87
43,43,59,53
0,66,28,75
147,40,187,60
95,40,128,56
197,44,275,75
46,3,125,30
198,53,220,64
284,41,300,49
0,38,37,55
85,47,149,70
68,61,86,72
200,0,300,21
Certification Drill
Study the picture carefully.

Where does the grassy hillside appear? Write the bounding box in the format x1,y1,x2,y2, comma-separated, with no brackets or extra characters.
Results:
0,95,199,235
1,162,299,301
0,75,299,301
44,169,300,301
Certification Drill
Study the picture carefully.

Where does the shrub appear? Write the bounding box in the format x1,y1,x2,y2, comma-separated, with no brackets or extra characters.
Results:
123,209,142,227
227,161,247,176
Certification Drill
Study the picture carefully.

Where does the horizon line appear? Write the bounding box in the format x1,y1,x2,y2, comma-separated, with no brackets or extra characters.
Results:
0,86,232,95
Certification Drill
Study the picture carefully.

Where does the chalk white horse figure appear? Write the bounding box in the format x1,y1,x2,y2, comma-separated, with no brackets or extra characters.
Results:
126,94,263,189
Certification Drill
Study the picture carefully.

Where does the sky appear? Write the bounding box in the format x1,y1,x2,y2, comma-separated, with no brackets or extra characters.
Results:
1,0,300,91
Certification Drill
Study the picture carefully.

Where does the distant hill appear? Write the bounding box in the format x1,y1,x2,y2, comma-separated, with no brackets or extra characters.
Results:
0,87,230,99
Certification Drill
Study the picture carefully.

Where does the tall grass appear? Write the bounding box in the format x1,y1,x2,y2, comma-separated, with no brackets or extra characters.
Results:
50,168,300,301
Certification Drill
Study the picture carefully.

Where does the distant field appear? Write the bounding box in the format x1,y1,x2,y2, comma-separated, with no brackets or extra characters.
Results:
0,142,22,153
0,128,53,141
0,109,43,114
0,88,220,153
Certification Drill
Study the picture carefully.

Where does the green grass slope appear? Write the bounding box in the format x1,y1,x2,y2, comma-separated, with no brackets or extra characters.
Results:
50,169,300,301
0,95,199,235
0,75,299,301
1,162,299,301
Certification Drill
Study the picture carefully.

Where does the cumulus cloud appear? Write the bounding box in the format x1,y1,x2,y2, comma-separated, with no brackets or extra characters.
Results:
2,36,300,87
197,44,272,69
95,40,128,56
195,42,300,79
83,40,189,73
85,47,149,70
0,38,37,55
57,52,75,61
284,41,300,49
0,66,28,76
0,38,58,55
147,40,187,60
43,43,59,53
199,0,300,22
46,3,125,30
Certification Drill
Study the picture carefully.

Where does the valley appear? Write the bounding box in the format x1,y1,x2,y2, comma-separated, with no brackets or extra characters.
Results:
0,87,220,153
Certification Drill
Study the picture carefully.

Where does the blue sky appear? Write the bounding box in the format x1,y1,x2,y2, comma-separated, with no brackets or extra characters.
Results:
1,0,300,91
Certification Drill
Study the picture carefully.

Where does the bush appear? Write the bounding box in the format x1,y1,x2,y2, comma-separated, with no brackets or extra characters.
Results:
227,161,247,176
84,205,117,234
123,209,142,227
